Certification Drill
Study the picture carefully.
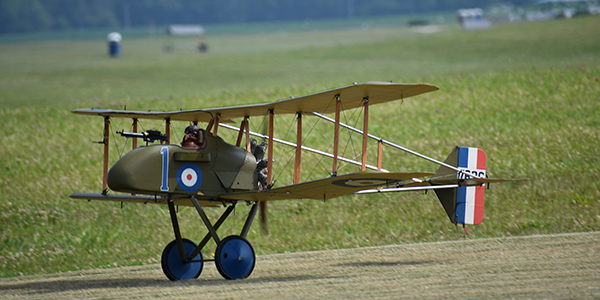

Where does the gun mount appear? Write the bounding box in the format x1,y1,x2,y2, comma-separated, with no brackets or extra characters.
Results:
117,130,168,144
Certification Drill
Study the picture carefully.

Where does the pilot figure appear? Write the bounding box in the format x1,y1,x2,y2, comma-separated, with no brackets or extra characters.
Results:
250,138,269,189
181,124,206,149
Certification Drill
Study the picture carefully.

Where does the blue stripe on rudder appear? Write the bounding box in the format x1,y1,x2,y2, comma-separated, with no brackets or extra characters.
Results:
455,186,467,223
458,146,469,168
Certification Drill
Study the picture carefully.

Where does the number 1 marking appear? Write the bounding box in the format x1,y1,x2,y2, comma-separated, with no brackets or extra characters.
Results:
160,147,169,191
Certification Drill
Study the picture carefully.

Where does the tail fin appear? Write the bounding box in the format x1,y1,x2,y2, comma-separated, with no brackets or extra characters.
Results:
433,146,486,225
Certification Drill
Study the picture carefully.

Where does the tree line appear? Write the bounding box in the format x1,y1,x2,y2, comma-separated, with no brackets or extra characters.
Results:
0,0,532,34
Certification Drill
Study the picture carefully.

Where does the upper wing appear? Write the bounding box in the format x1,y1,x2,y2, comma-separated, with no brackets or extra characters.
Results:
71,107,219,123
218,170,435,201
72,82,438,122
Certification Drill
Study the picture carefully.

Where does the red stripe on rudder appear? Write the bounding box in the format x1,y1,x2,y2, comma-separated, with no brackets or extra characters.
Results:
473,185,485,225
477,149,486,170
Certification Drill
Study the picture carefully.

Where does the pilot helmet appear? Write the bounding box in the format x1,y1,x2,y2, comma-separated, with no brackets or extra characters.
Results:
184,124,200,139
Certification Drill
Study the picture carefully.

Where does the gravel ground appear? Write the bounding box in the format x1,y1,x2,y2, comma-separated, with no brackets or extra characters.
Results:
1,231,599,299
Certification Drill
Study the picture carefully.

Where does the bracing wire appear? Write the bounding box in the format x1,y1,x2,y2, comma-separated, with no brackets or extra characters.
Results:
340,104,363,165
301,96,338,180
170,121,181,145
110,122,126,159
305,117,332,179
272,114,302,185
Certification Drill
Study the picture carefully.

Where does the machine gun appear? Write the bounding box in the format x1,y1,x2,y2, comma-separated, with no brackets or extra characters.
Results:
117,130,168,145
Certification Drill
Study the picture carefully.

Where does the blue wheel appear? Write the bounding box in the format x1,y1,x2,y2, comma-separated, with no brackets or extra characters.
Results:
161,239,203,281
215,235,256,280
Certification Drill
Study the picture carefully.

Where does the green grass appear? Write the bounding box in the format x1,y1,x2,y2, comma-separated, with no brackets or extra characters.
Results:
1,16,599,278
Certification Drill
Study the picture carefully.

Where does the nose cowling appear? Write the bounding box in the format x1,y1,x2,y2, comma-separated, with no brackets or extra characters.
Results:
107,146,163,194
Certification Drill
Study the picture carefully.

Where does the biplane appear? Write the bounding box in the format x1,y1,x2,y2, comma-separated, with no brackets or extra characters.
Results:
70,82,514,281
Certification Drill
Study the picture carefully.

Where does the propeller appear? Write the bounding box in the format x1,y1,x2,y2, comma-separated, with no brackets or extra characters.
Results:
254,116,269,234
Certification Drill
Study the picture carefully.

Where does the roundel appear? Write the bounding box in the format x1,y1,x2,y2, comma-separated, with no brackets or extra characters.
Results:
332,178,389,187
176,163,203,193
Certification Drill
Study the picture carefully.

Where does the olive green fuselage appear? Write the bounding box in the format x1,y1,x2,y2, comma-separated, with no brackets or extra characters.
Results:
107,134,258,198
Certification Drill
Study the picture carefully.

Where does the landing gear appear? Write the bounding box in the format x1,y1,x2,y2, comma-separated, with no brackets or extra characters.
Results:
215,235,256,279
161,239,203,281
163,197,259,281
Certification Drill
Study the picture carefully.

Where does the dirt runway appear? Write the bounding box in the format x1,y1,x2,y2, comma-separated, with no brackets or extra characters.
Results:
1,232,599,299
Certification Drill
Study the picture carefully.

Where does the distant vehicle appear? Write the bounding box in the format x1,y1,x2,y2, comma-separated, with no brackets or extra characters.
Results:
70,82,521,281
457,8,491,30
164,24,208,53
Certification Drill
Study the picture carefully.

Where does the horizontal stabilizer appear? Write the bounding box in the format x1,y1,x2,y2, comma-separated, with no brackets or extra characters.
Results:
430,176,523,186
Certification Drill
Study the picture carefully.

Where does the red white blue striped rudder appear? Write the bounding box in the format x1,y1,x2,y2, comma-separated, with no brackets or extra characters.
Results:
433,146,487,226
455,147,486,225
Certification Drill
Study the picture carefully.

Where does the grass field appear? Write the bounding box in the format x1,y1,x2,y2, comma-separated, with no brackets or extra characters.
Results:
1,15,599,278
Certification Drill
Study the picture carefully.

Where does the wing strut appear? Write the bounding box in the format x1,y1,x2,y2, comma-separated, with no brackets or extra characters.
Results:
267,109,274,185
294,112,302,184
102,116,110,193
212,114,220,137
244,118,251,152
236,118,247,148
361,98,369,171
132,118,138,149
165,118,171,144
377,140,383,171
332,94,341,176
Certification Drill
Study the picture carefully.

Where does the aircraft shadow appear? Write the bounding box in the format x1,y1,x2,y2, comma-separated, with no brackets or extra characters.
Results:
0,274,342,294
1,260,437,293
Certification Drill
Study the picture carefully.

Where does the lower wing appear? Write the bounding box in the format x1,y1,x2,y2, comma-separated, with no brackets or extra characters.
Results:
218,170,434,202
69,171,433,205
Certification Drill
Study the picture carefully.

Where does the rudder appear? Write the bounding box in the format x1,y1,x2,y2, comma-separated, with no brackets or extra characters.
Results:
433,146,486,225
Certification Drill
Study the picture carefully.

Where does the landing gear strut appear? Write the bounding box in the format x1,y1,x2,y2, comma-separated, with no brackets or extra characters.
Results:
161,197,259,281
